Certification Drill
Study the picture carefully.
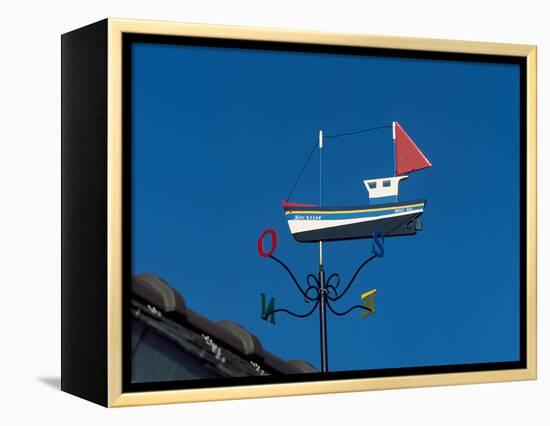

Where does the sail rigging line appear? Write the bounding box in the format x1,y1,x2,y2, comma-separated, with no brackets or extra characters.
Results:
285,138,318,202
286,124,392,202
324,124,391,139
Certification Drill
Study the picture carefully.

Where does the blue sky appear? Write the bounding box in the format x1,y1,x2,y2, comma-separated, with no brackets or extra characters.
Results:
131,42,520,373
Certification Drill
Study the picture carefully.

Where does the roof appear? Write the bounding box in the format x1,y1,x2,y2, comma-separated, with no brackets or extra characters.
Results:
131,273,316,383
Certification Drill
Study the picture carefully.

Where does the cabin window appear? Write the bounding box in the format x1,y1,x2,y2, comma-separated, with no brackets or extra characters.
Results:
368,182,377,189
383,180,391,187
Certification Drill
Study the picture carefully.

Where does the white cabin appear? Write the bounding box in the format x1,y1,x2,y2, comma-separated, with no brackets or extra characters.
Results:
363,175,408,205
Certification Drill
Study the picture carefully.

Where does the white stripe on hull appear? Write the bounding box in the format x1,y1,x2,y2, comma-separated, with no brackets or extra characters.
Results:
288,209,423,235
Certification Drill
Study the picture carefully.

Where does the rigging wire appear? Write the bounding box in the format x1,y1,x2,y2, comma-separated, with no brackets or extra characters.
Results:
285,138,318,202
285,124,392,202
324,124,391,139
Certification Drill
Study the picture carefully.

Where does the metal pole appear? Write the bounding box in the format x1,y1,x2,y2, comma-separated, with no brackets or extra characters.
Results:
319,246,328,373
318,129,328,373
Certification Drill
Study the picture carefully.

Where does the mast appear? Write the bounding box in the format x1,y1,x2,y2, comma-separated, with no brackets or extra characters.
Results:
392,121,396,176
318,129,328,373
319,130,323,206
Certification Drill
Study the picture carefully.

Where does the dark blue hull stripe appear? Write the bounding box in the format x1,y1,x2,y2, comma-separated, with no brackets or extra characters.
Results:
292,211,423,243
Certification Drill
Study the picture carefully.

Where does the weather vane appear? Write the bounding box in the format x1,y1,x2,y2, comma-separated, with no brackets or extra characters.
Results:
258,121,432,373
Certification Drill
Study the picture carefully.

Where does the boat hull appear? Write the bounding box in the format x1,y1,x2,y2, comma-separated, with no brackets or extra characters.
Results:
284,199,426,243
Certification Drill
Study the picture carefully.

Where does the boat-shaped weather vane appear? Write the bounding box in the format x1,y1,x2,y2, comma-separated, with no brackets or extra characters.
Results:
258,121,432,373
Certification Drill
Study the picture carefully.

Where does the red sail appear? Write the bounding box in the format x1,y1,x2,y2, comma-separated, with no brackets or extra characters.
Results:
394,122,432,176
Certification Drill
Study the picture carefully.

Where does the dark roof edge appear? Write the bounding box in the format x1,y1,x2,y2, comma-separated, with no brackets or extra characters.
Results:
131,273,317,375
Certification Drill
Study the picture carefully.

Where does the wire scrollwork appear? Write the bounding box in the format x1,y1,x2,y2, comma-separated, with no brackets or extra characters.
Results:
262,252,378,319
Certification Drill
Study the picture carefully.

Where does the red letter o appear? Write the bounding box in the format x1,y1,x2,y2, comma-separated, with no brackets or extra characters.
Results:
257,229,278,257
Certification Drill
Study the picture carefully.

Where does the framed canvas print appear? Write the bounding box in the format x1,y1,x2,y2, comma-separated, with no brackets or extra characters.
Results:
61,18,537,407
